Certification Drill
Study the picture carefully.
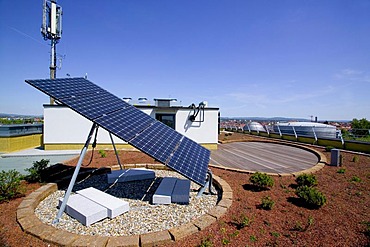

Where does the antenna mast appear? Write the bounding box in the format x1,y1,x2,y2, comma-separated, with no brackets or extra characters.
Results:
41,0,62,104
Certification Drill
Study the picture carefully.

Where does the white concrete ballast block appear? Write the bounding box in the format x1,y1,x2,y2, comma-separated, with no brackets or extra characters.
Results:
58,194,107,226
77,187,129,218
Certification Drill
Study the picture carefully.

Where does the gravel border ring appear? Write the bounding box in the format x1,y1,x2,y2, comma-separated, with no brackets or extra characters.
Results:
17,165,233,246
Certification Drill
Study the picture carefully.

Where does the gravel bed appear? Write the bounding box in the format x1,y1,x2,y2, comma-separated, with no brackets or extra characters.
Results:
35,169,219,236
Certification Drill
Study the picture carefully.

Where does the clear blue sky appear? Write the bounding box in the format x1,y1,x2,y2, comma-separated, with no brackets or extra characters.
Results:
1,0,369,121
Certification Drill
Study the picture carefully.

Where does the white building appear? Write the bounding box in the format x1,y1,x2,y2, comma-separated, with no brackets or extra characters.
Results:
43,98,219,150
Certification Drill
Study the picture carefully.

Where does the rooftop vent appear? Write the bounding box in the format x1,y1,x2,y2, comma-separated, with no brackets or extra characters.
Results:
154,98,177,107
122,97,132,103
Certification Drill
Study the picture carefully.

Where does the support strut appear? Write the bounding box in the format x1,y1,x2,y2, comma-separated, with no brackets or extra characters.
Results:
197,169,216,197
53,123,97,224
109,133,123,170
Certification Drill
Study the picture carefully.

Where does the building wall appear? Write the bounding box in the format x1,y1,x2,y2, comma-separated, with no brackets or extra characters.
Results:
0,124,43,153
0,134,43,153
175,109,218,145
43,105,218,150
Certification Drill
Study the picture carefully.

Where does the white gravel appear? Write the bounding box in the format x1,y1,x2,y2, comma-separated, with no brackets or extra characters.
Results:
35,170,218,236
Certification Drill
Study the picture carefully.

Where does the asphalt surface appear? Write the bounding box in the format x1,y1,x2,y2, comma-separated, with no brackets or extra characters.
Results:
210,142,319,174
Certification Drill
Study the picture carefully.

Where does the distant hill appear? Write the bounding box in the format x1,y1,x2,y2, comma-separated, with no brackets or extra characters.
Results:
220,116,310,122
0,113,43,118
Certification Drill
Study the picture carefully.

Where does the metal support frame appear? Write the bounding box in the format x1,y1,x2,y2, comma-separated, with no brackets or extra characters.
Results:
53,123,97,224
277,125,282,137
312,127,318,143
109,133,123,170
292,126,297,139
340,133,345,145
197,169,215,197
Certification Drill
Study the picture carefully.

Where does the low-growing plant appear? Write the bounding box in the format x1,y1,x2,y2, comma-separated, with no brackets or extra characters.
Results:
292,221,304,231
261,196,275,210
296,174,318,187
0,169,25,202
221,238,230,245
361,221,370,238
270,232,280,238
24,159,49,183
307,216,314,229
350,176,362,182
337,168,346,174
325,146,335,152
352,155,359,163
249,172,274,190
198,237,213,247
296,185,327,208
230,230,239,238
98,150,107,158
250,235,257,242
234,214,253,229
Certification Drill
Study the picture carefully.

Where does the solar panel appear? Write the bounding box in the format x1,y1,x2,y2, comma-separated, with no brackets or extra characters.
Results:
167,137,210,185
62,93,127,120
25,77,210,186
25,78,113,100
95,106,155,141
129,121,183,163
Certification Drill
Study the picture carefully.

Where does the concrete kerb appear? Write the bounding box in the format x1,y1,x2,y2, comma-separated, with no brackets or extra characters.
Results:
17,167,233,247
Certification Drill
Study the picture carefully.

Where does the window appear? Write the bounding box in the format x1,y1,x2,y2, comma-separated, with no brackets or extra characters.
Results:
156,114,175,129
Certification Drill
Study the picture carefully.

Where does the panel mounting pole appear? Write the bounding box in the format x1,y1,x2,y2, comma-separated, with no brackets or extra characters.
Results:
197,169,215,197
49,38,57,104
109,132,123,170
53,123,97,224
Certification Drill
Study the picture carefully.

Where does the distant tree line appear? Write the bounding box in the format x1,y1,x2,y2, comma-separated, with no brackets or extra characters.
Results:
342,118,370,141
351,118,370,129
351,118,370,138
0,118,40,125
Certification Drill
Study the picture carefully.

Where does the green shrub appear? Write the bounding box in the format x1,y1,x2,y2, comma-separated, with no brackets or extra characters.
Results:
350,176,362,183
296,174,318,187
352,155,359,163
0,169,24,202
24,159,49,183
337,168,346,174
325,146,334,152
249,172,274,189
261,196,275,210
98,150,107,158
296,186,326,208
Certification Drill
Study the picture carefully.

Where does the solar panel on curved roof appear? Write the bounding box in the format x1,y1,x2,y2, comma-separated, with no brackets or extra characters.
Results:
25,77,210,186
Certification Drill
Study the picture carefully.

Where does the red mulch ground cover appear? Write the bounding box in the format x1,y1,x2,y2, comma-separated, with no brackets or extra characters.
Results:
1,135,369,246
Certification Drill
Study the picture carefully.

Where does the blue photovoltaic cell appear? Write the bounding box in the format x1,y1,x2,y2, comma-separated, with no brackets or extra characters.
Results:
26,78,110,100
167,137,210,185
129,122,183,163
95,106,156,141
61,92,127,120
25,77,210,186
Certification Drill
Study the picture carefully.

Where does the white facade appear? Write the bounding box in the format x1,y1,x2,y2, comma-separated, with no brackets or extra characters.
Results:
43,104,219,149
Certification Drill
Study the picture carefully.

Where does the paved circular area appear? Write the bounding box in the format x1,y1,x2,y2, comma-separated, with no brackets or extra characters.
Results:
211,142,319,174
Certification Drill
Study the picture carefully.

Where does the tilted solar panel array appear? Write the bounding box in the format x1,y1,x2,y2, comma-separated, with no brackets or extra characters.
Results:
25,78,210,186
